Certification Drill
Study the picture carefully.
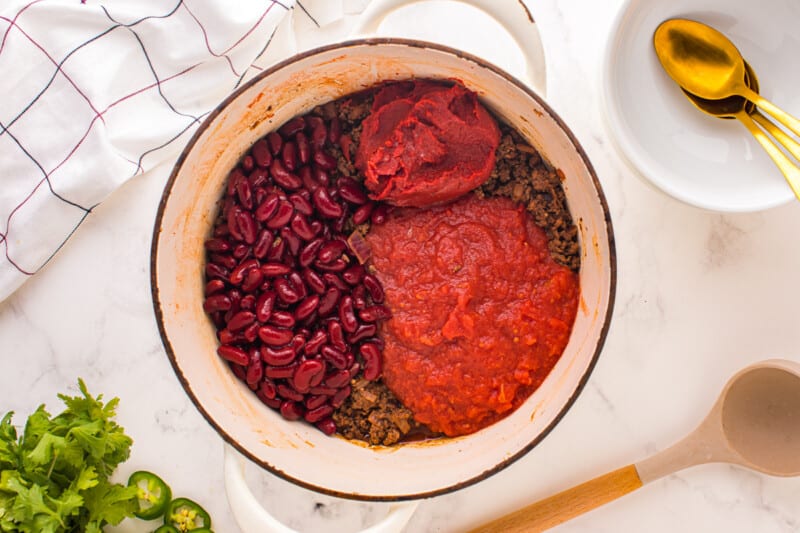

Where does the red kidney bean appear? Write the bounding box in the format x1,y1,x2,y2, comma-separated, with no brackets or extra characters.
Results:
255,291,276,322
338,295,358,333
315,258,347,272
246,349,263,388
322,273,348,292
214,223,230,238
236,177,253,210
304,404,333,424
362,274,385,303
327,320,346,352
267,131,283,155
270,159,302,190
324,369,351,389
274,277,301,304
289,193,313,216
250,167,269,189
260,345,296,366
252,139,272,167
278,384,305,402
218,329,239,345
359,305,392,323
204,238,231,253
360,342,382,381
227,310,255,332
312,166,330,186
253,229,274,259
293,359,325,393
280,227,302,257
279,400,304,421
330,385,351,408
210,253,237,270
243,322,259,343
229,258,259,285
227,168,245,196
282,141,298,171
352,202,374,225
313,150,338,171
260,261,292,278
268,310,296,328
312,187,343,219
241,268,264,293
309,385,338,396
309,118,327,149
299,238,324,268
265,362,298,379
315,417,336,436
218,345,248,366
321,345,348,369
203,294,231,312
260,395,283,410
346,323,377,344
232,244,250,260
295,295,320,321
317,240,346,264
371,204,389,225
290,213,315,241
235,210,257,244
231,362,247,381
266,200,294,229
299,166,319,192
266,236,286,262
205,279,226,296
295,131,310,164
305,329,328,356
337,178,368,205
317,287,341,316
260,379,278,400
290,334,306,354
302,268,326,294
288,271,307,299
258,325,293,346
342,265,365,285
279,117,306,137
328,117,341,143
255,194,279,222
240,294,255,311
305,394,329,410
242,154,255,172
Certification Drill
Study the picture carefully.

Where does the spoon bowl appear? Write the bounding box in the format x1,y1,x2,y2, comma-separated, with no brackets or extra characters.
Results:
473,359,800,532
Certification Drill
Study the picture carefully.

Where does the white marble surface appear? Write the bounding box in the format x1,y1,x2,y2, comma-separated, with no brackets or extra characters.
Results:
2,1,800,532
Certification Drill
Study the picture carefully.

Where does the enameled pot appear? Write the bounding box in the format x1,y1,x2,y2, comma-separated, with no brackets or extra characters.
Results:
151,3,615,530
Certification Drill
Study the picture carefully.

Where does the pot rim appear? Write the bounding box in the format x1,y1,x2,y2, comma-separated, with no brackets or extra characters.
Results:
150,37,617,501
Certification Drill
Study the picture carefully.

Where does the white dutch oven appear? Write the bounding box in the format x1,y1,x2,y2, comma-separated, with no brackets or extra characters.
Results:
151,1,616,531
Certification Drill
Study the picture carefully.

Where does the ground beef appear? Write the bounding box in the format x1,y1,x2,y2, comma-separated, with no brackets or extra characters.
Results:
323,89,580,445
332,378,419,446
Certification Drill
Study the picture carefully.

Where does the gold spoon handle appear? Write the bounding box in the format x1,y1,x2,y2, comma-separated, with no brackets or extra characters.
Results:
468,465,644,533
742,86,800,138
736,111,800,201
751,111,800,162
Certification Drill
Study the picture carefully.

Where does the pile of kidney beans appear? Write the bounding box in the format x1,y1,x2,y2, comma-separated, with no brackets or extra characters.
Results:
202,112,392,435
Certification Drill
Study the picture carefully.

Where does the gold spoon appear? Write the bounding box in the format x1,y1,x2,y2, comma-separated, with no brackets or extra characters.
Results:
653,18,800,137
681,62,800,200
471,359,800,532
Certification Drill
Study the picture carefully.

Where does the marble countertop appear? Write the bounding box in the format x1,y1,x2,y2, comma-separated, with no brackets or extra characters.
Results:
2,1,799,531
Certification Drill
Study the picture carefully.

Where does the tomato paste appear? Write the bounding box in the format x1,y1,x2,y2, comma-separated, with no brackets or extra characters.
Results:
355,81,500,207
366,195,579,437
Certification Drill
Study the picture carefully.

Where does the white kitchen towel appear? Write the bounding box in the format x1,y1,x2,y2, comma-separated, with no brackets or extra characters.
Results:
0,0,353,302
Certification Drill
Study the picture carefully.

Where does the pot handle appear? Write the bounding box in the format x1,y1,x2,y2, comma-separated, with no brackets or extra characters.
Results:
350,0,547,95
223,443,419,533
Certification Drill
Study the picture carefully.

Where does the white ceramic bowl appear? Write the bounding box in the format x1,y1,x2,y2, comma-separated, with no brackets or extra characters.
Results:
603,0,800,212
151,39,615,500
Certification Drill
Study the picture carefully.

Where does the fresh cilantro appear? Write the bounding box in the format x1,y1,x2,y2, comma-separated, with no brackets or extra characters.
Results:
0,380,138,532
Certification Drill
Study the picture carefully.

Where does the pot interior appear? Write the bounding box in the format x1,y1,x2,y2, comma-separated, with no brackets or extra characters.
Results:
152,40,615,499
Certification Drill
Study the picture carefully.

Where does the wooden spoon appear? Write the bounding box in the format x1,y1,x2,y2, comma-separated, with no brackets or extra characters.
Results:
471,359,800,532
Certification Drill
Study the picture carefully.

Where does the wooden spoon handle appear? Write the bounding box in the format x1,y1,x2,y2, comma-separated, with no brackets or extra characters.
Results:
469,465,643,533
743,87,800,138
